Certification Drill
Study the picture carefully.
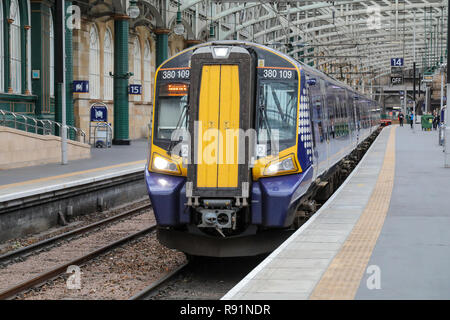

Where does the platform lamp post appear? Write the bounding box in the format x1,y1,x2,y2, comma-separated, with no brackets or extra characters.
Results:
56,0,67,164
445,0,450,167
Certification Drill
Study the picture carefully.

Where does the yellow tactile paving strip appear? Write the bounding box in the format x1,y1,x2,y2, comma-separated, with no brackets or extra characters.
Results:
0,160,146,190
309,126,396,300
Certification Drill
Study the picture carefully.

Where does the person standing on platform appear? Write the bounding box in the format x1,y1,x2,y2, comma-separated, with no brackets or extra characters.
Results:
410,112,414,129
433,111,439,130
398,112,404,127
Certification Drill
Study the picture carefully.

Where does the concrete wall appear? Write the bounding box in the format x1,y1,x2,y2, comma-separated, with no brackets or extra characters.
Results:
0,171,146,242
0,126,91,169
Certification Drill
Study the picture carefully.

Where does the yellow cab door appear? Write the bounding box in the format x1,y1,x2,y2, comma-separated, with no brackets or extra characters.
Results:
197,65,240,189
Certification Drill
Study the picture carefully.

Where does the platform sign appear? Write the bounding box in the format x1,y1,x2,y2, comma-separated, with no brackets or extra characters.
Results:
391,76,403,85
73,80,89,93
391,58,404,67
32,70,40,79
90,103,108,122
129,84,142,95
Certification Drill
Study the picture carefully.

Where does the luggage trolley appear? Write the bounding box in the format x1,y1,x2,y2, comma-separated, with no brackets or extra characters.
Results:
89,102,112,148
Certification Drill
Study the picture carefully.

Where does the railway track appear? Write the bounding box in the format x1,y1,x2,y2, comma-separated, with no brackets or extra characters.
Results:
0,202,151,266
0,225,156,300
0,202,156,300
129,262,189,300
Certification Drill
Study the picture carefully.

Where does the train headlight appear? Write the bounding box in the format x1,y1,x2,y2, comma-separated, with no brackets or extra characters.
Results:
151,154,181,175
264,154,298,176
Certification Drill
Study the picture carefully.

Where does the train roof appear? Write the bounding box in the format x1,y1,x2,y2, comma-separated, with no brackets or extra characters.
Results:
168,40,376,103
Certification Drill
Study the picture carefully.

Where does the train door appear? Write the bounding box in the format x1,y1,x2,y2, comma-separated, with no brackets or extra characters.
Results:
354,96,361,144
196,65,240,188
320,80,331,171
187,46,254,204
305,76,319,178
346,90,357,148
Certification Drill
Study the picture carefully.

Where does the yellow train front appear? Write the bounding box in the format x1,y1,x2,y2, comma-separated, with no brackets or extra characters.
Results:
146,41,315,257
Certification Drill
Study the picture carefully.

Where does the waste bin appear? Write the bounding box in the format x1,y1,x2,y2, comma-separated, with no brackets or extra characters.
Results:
421,115,433,131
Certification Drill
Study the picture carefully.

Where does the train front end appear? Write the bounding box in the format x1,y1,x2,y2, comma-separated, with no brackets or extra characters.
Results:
146,42,314,257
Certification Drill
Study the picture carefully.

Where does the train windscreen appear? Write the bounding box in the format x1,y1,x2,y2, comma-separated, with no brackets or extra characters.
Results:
256,69,298,152
154,82,189,141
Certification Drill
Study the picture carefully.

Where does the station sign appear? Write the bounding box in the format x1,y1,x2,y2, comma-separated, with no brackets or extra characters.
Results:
391,58,404,67
90,103,108,122
73,80,89,93
129,84,142,95
391,76,403,85
32,70,40,79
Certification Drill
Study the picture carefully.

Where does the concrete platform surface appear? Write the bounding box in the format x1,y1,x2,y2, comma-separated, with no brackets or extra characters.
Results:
223,125,450,300
0,140,148,202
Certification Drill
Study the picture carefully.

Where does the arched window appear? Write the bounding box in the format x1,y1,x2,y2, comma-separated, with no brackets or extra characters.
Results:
133,37,141,101
89,24,100,99
10,0,21,94
143,40,151,102
104,28,113,100
49,11,55,97
0,1,4,92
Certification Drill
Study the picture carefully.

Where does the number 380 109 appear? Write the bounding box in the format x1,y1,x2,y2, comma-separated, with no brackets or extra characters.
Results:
263,69,293,79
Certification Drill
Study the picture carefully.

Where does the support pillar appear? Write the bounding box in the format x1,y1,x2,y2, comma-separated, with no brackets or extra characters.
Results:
24,25,31,95
65,1,74,138
444,0,450,167
113,15,130,145
55,1,74,138
7,18,13,94
30,0,50,119
155,28,170,68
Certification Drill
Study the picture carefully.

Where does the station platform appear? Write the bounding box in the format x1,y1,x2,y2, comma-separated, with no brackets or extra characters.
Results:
223,125,450,300
0,140,148,203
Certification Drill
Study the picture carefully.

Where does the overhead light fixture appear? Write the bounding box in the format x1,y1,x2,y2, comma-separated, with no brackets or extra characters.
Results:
128,0,140,19
174,1,185,35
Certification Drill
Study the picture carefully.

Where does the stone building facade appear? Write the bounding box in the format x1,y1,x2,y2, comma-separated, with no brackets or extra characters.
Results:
0,0,210,143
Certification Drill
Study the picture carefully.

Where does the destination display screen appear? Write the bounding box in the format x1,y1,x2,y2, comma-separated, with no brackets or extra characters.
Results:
160,83,189,97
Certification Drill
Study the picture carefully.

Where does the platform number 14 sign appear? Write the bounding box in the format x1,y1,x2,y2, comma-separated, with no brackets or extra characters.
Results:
391,58,404,67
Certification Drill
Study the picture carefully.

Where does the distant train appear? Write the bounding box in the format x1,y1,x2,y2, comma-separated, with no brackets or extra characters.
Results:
145,41,380,257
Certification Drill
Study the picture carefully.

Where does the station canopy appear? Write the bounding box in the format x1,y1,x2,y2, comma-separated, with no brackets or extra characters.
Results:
179,0,448,85
80,0,448,87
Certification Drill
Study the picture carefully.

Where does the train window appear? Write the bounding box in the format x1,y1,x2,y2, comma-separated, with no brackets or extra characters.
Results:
154,83,189,141
257,80,298,151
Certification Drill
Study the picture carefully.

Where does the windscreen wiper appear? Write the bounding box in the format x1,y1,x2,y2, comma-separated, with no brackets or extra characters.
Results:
271,86,286,122
258,103,274,154
167,104,189,155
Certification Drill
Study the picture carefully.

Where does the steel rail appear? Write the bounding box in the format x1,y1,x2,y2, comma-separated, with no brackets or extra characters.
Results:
129,262,189,300
0,225,156,300
0,203,151,265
